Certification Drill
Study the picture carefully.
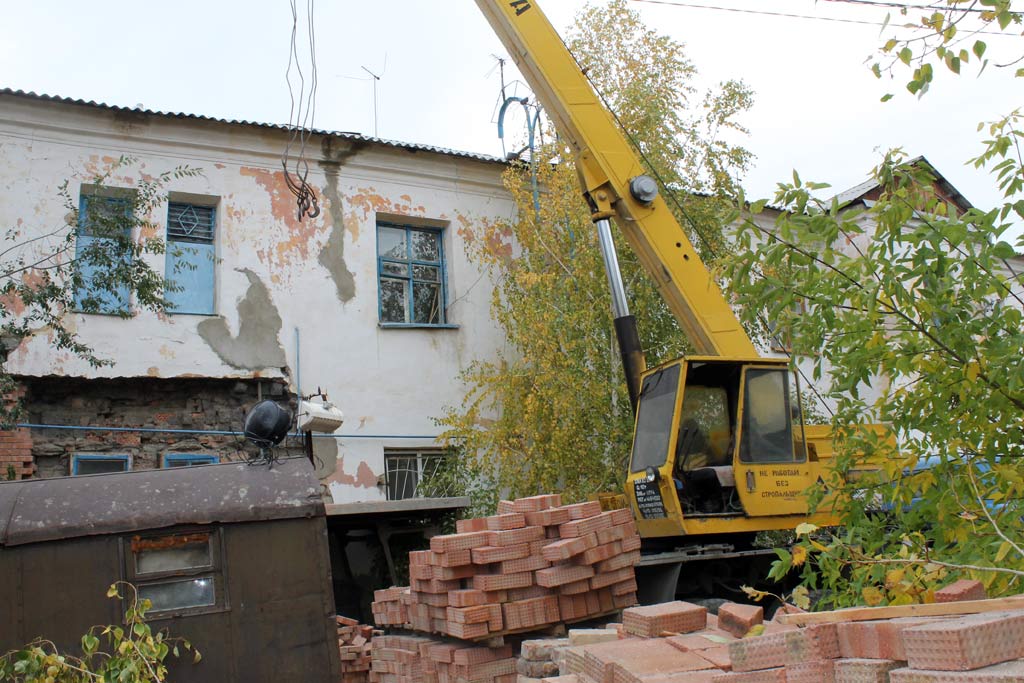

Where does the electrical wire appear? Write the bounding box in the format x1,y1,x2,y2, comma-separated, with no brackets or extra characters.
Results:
282,0,321,221
821,0,988,13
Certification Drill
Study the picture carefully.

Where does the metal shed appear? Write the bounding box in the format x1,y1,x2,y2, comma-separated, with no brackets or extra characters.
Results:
0,457,341,682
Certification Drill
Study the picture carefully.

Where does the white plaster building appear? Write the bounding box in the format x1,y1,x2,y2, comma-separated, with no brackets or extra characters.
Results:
0,89,515,505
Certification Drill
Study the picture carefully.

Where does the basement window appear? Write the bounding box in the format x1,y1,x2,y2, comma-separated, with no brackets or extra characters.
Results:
384,449,449,500
71,454,130,476
163,453,219,467
165,201,217,315
377,222,451,327
125,530,225,617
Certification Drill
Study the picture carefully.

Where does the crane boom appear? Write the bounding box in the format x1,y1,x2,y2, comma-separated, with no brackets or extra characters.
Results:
474,0,757,358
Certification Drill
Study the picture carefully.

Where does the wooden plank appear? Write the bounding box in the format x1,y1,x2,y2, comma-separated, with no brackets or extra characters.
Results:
776,595,1024,626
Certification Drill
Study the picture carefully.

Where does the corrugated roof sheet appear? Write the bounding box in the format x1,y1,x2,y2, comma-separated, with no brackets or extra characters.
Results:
0,457,323,547
0,88,506,165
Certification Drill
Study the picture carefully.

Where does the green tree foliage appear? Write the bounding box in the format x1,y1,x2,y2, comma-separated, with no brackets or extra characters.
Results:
725,1,1024,607
0,157,199,424
0,583,199,682
437,0,753,511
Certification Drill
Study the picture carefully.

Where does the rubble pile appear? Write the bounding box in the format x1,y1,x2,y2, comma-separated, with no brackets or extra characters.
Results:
336,615,379,683
371,495,640,640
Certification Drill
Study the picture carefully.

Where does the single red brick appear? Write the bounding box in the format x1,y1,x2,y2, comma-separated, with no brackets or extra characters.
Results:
717,603,764,639
608,508,633,525
536,564,596,588
449,590,486,608
577,541,622,565
596,551,641,573
620,536,642,552
512,495,554,513
472,571,534,592
591,567,635,590
542,535,596,561
562,501,603,519
526,507,572,527
889,660,1024,681
430,532,490,553
486,513,527,530
901,610,1024,671
451,644,512,666
446,605,493,624
488,526,545,547
560,578,593,595
471,543,531,564
623,601,707,638
409,564,434,580
694,645,731,672
611,578,638,597
430,549,473,567
499,554,550,574
786,659,834,683
411,577,461,594
445,620,489,639
456,517,490,533
409,550,432,566
508,585,552,601
667,630,738,652
497,500,515,514
596,524,630,545
934,579,987,604
727,631,788,672
833,658,901,683
560,512,614,538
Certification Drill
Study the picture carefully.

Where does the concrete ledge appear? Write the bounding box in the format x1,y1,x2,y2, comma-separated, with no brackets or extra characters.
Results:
325,496,470,517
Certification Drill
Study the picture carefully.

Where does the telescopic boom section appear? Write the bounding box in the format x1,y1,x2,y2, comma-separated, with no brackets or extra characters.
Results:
474,0,757,358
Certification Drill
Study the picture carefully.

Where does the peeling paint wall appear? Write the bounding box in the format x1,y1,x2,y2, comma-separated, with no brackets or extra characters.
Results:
0,93,515,502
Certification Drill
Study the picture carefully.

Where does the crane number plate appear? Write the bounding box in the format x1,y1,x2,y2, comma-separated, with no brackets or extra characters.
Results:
633,479,667,519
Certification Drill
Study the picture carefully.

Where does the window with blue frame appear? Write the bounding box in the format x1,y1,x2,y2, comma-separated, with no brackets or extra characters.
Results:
163,453,219,468
377,222,446,325
72,454,130,476
74,194,132,314
165,202,217,315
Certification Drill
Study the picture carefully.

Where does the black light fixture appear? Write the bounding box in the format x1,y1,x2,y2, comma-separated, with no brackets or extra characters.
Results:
243,400,292,447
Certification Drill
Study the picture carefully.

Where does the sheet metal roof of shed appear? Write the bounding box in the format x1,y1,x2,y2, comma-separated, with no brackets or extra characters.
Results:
0,88,506,166
0,457,323,547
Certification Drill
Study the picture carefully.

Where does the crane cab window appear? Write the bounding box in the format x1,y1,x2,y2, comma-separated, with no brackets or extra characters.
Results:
739,368,802,463
629,363,681,473
676,386,731,471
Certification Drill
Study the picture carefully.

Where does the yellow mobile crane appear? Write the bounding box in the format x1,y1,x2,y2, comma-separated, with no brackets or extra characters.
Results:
475,0,873,601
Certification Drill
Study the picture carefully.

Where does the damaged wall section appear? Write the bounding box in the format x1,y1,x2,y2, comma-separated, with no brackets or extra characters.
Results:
21,376,298,478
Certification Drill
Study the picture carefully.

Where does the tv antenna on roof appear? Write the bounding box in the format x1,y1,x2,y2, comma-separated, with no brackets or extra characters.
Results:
360,55,386,137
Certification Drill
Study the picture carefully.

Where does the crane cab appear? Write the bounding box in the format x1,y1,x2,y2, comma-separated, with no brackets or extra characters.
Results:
625,357,837,539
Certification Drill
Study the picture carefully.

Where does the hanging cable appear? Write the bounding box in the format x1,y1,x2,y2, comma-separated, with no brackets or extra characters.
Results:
282,0,320,221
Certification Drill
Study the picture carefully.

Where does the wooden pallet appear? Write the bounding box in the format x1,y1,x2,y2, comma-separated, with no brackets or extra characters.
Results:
776,595,1024,626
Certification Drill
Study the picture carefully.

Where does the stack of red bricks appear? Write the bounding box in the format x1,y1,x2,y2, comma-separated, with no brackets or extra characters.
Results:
337,616,378,683
368,633,516,683
717,580,1024,682
371,494,641,640
372,587,410,628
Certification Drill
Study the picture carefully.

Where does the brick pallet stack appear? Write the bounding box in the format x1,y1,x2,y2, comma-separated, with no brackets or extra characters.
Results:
369,634,517,683
337,616,378,683
371,494,641,640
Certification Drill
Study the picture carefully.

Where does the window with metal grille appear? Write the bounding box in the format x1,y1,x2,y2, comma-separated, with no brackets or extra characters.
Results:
166,201,216,315
383,450,448,500
377,222,446,325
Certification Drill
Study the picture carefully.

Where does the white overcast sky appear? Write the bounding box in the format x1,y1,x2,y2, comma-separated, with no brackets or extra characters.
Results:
1,0,1019,232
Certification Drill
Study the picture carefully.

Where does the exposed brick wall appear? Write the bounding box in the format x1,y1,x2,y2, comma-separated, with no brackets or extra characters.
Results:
0,427,33,479
18,376,298,478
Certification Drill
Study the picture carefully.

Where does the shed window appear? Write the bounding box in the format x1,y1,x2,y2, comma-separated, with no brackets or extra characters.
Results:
163,453,219,468
165,202,216,315
72,454,130,476
127,531,224,616
377,222,446,325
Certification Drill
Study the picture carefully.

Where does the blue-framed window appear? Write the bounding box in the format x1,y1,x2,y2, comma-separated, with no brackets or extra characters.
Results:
74,195,132,314
377,222,447,325
163,453,219,468
165,202,216,315
72,454,130,476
